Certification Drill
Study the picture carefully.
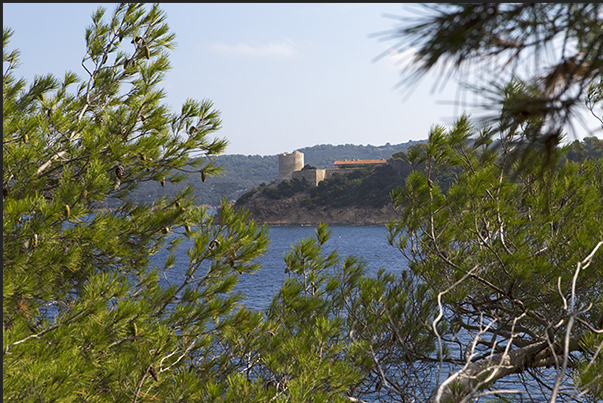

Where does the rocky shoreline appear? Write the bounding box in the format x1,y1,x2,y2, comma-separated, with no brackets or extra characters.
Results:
234,192,399,226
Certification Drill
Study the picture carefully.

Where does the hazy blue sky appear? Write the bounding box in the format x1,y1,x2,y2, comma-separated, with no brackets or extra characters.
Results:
4,3,600,155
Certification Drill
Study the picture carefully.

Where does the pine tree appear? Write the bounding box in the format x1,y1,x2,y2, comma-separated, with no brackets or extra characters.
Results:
382,4,603,164
384,114,603,402
3,4,270,401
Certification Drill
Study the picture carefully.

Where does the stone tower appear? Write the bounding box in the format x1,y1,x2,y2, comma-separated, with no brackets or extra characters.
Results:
277,151,304,182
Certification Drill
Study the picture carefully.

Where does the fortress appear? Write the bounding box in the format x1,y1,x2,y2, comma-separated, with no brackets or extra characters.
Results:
277,150,387,186
277,151,330,186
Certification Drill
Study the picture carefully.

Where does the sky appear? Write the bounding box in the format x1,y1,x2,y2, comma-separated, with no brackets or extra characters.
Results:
3,3,601,156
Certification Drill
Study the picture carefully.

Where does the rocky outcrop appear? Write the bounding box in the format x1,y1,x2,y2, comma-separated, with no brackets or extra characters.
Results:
234,191,398,226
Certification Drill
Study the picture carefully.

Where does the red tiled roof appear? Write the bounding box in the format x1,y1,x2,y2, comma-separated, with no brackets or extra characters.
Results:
333,159,387,166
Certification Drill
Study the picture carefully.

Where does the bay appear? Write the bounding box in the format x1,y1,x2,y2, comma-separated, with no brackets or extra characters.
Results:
237,225,408,310
132,221,578,400
152,224,408,311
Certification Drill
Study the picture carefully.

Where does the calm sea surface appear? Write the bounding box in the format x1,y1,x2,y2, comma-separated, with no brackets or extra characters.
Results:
152,225,408,311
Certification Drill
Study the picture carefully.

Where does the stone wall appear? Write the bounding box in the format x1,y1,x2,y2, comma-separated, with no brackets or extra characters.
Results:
290,168,345,186
277,151,352,187
292,169,325,186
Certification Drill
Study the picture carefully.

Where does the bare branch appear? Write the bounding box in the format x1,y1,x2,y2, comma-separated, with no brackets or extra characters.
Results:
550,240,603,403
4,308,88,353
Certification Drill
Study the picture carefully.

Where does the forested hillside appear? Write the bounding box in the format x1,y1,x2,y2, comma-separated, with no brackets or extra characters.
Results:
299,142,421,167
236,136,603,211
120,141,420,207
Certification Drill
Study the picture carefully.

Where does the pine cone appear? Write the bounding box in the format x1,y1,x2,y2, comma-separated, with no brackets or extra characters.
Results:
129,322,138,337
149,365,158,382
115,164,125,179
113,178,121,191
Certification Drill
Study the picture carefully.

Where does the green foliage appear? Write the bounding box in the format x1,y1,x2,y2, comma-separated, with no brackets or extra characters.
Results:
259,178,311,201
5,4,603,403
3,5,270,401
387,3,603,167
388,114,603,401
564,136,603,164
235,187,258,206
261,224,366,402
303,164,404,208
5,7,407,402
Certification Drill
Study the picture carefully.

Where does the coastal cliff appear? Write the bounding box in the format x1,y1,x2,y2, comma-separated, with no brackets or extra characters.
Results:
234,190,399,226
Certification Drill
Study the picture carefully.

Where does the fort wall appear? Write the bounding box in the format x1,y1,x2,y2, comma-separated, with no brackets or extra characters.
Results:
292,169,326,186
277,152,383,187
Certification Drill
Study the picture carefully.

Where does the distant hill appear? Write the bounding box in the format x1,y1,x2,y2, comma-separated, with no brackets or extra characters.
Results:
297,142,422,168
119,141,421,207
99,137,603,208
231,152,418,225
232,136,603,225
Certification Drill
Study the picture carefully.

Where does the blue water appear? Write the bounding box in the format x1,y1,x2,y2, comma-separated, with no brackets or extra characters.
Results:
48,218,574,401
150,225,577,402
238,225,408,310
152,225,408,311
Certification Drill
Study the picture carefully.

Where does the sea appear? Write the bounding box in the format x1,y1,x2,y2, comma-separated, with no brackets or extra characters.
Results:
43,214,571,401
152,224,408,311
152,224,576,401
